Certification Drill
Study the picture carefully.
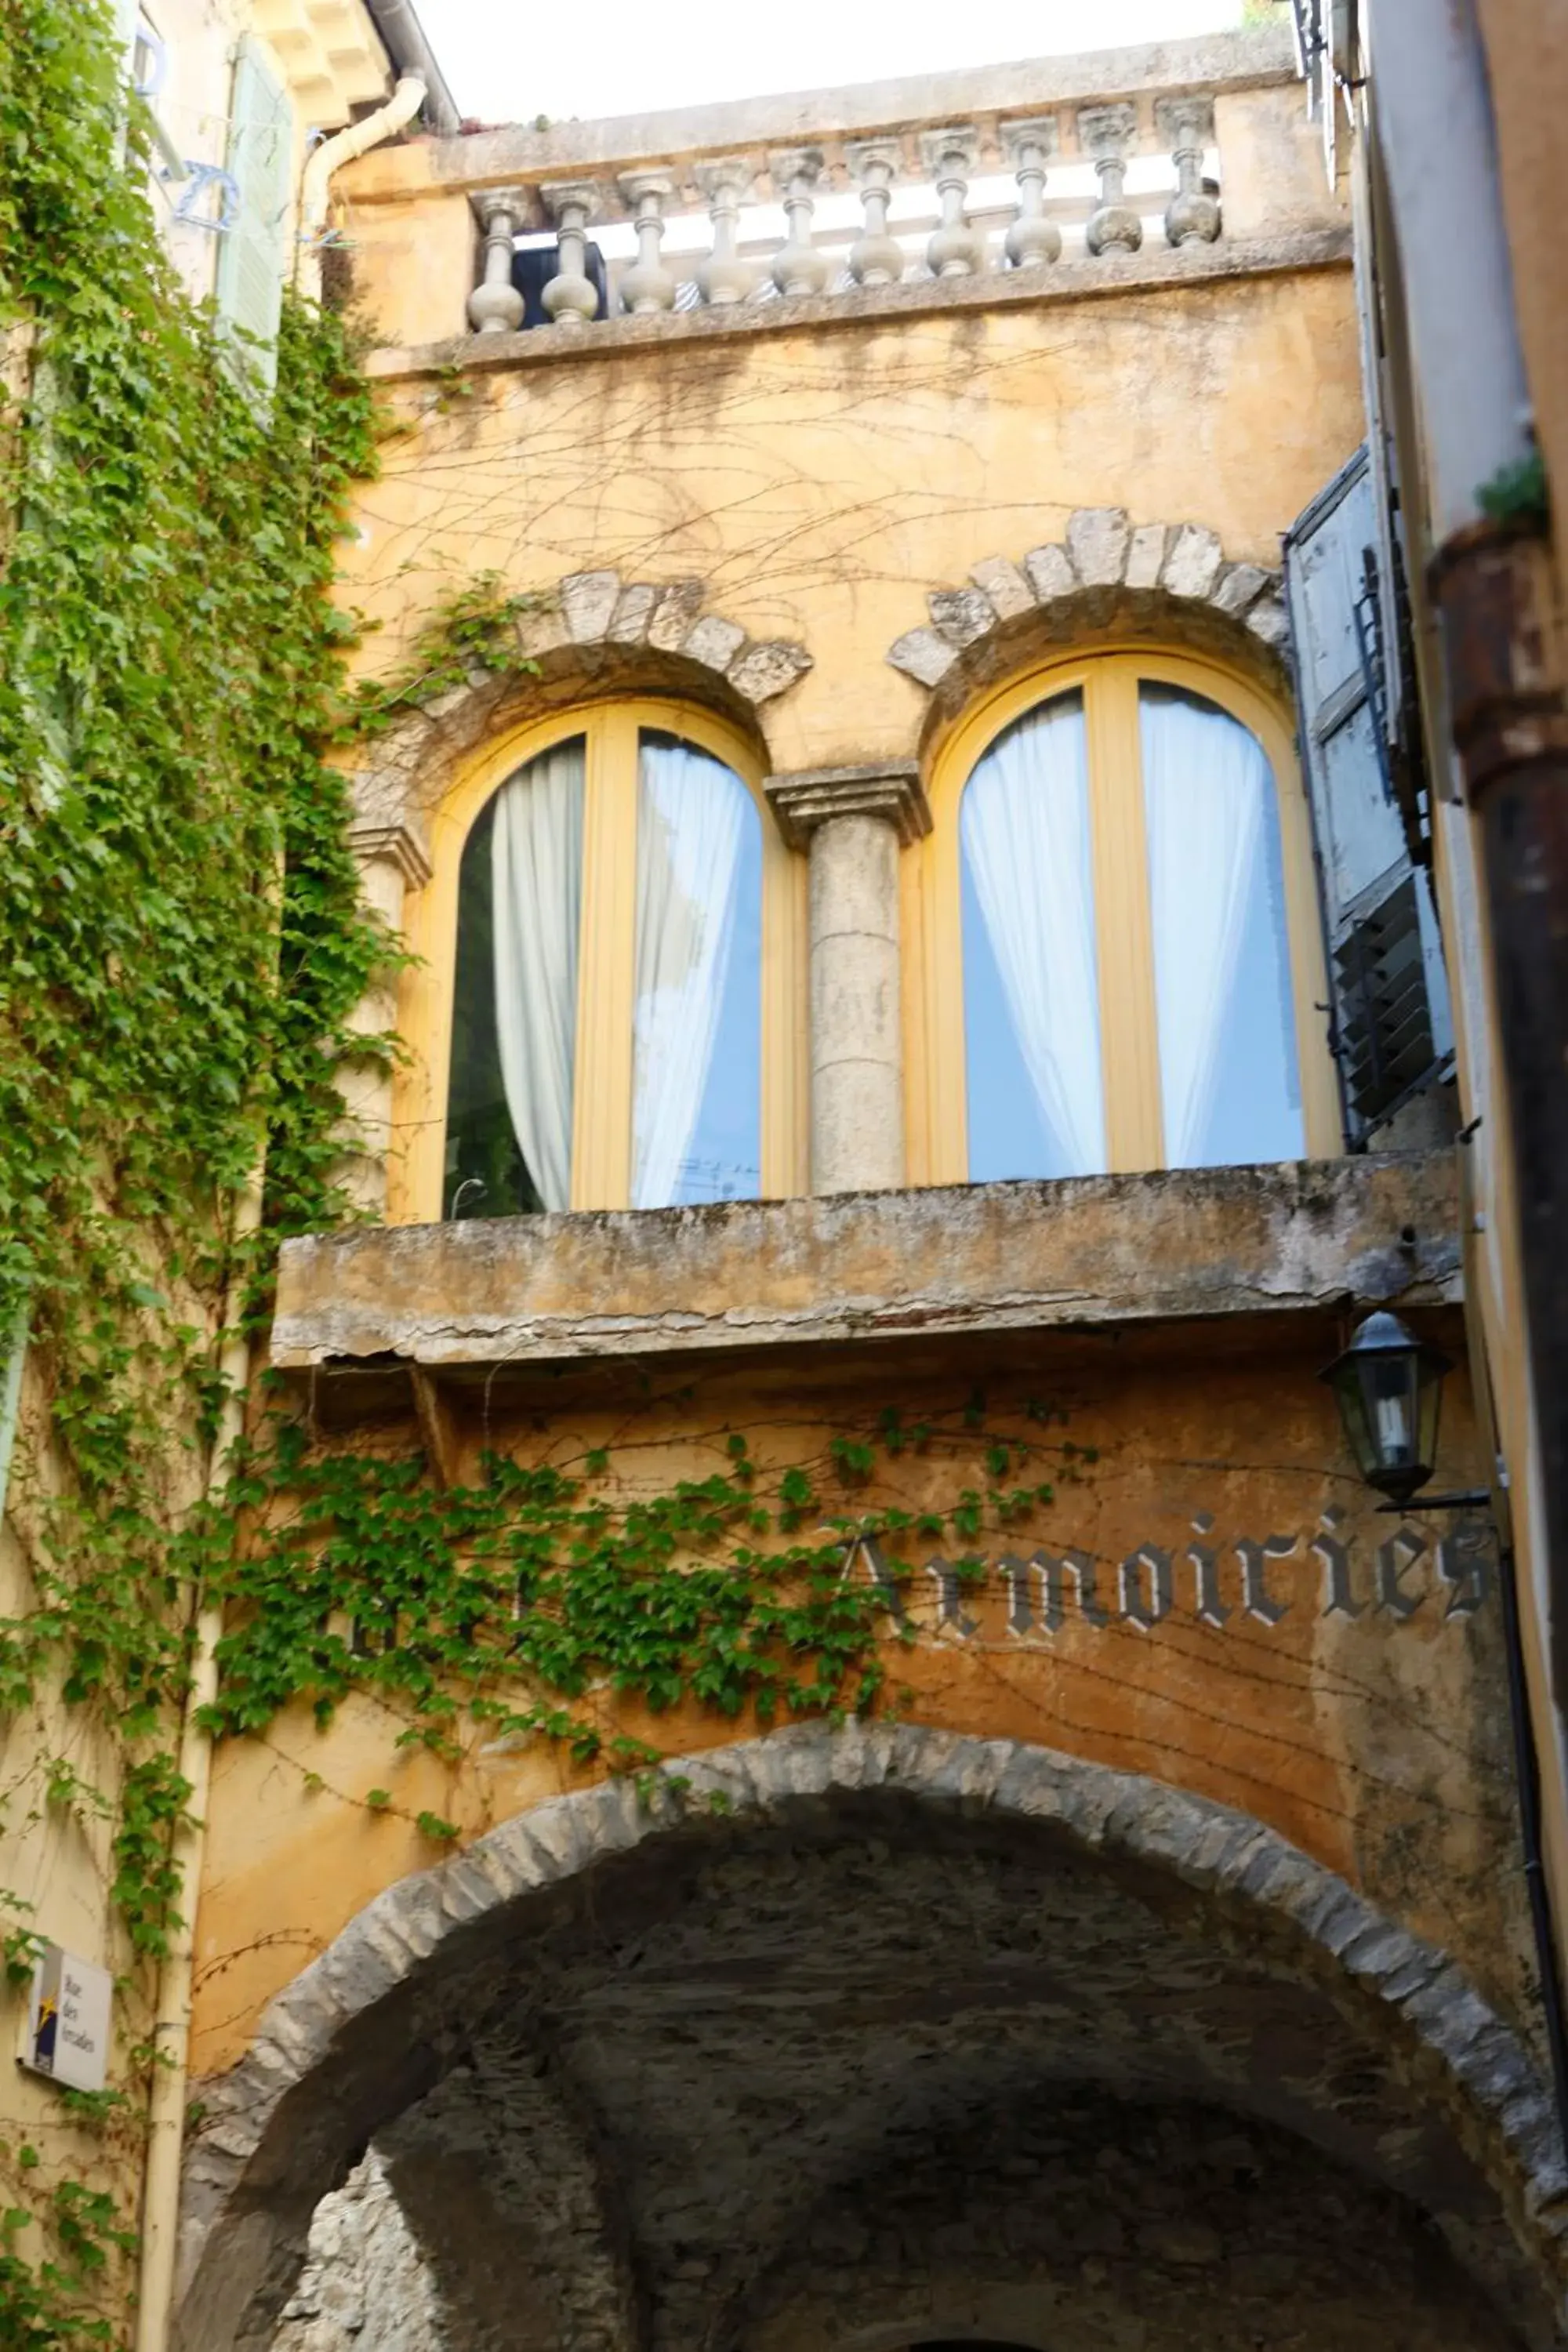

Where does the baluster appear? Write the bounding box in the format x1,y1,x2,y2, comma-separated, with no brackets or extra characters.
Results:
1156,97,1221,247
770,147,830,297
541,180,602,326
1001,118,1062,268
1080,103,1142,255
467,191,525,336
695,162,757,305
920,128,987,278
846,140,906,288
618,172,677,313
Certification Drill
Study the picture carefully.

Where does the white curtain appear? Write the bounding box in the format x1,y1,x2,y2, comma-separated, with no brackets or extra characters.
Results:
1141,689,1266,1167
632,739,748,1208
962,696,1105,1174
491,739,585,1211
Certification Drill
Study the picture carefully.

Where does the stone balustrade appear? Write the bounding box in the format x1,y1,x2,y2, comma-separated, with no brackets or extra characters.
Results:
459,85,1235,337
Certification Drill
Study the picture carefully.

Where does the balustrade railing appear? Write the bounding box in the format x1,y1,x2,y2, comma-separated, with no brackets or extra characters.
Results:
461,92,1230,337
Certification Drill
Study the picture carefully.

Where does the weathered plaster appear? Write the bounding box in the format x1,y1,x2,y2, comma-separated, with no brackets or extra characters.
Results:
335,266,1363,781
271,1152,1460,1372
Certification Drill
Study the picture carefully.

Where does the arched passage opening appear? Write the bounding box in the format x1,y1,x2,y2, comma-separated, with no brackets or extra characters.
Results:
177,1728,1568,2352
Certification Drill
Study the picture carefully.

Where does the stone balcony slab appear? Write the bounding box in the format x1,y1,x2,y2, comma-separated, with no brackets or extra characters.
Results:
272,1153,1460,1379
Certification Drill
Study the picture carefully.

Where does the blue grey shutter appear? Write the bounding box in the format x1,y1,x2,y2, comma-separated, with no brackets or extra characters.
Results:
216,36,291,390
1283,445,1452,1145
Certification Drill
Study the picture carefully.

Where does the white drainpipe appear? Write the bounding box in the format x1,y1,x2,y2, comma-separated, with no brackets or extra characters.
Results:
296,72,428,301
132,64,427,2352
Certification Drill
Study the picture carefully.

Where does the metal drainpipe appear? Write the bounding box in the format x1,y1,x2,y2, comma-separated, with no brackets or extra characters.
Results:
132,1175,261,2352
296,72,427,302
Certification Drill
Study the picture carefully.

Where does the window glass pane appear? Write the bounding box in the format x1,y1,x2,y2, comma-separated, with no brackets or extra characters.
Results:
445,738,584,1218
961,691,1105,1180
1140,684,1304,1170
633,731,761,1208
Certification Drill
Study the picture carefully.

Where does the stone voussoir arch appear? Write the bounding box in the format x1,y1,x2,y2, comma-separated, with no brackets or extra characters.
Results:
347,569,813,882
179,1721,1568,2344
886,506,1291,724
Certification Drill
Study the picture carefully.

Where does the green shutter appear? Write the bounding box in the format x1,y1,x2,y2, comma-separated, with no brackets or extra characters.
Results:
216,36,291,390
1283,445,1454,1145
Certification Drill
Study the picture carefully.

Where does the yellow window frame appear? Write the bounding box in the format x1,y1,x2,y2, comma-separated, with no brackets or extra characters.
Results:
388,699,808,1224
903,646,1341,1186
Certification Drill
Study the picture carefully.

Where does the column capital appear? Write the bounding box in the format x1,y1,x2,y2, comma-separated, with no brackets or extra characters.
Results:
539,177,607,226
764,760,931,851
1153,94,1215,154
467,185,534,231
1076,102,1138,161
348,818,433,891
1000,115,1061,166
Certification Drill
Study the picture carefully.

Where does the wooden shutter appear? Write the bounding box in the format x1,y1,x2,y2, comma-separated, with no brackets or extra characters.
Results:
216,36,291,391
1283,445,1452,1145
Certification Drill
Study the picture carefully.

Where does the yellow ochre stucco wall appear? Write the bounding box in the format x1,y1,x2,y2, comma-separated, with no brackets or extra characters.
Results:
339,271,1364,779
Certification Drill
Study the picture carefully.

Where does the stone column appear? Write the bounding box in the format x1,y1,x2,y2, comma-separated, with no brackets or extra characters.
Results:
339,819,432,1217
765,764,931,1196
541,180,604,325
467,191,527,336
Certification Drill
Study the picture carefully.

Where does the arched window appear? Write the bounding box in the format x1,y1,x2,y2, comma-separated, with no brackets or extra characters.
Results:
910,652,1338,1185
392,703,805,1221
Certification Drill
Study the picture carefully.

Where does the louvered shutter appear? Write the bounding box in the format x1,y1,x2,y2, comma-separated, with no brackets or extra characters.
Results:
1283,445,1452,1145
216,36,291,391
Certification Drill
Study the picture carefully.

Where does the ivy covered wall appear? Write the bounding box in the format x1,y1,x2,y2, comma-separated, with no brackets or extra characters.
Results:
0,0,387,2335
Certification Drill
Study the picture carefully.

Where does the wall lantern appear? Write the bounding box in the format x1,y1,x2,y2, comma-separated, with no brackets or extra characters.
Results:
1319,1310,1452,1504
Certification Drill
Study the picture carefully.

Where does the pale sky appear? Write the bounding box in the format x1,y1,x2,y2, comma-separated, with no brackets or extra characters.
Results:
414,0,1248,125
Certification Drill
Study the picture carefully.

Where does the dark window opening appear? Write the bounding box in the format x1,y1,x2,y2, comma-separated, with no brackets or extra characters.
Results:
444,793,543,1221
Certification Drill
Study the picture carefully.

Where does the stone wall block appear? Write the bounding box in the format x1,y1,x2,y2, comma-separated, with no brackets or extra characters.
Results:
822,1715,897,1791
416,677,476,726
358,1882,444,1969
561,568,622,644
1272,1871,1374,1953
1247,592,1290,647
434,1854,506,1926
1178,1811,1269,1892
682,613,747,674
775,1724,842,1800
1124,522,1168,589
1211,560,1273,616
922,1735,1013,1807
728,638,813,703
929,584,997,648
887,626,959,688
969,554,1034,621
318,1922,405,2017
1067,504,1131,586
579,1774,648,1857
1118,1786,1236,1885
608,581,658,644
646,579,706,652
1023,541,1077,604
1160,522,1225,599
463,1818,551,1900
514,591,571,661
511,1794,592,1878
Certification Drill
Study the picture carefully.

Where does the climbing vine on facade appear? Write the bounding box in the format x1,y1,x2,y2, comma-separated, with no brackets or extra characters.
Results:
0,12,1102,2345
0,0,388,2332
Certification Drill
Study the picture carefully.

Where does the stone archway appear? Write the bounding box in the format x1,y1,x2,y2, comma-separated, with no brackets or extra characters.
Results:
349,569,812,889
178,1726,1568,2352
884,506,1291,728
